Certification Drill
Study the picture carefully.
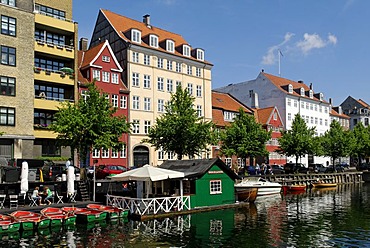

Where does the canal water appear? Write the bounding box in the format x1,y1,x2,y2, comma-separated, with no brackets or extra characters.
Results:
1,183,370,247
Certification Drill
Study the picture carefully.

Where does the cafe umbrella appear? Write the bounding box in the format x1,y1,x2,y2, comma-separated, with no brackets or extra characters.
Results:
60,67,74,75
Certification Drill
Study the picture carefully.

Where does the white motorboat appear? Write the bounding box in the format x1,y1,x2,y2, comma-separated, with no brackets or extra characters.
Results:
235,177,282,196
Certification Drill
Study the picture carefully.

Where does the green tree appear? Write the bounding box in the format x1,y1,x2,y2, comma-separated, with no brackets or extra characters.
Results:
219,108,271,165
351,123,370,163
49,82,130,165
320,120,352,165
143,86,215,160
278,114,316,165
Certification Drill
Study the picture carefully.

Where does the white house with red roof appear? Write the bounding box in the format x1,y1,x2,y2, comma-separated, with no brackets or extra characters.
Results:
216,71,331,166
78,40,129,168
88,10,213,167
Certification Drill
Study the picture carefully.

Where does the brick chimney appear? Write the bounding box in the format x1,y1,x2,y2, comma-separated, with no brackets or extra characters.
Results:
79,38,88,51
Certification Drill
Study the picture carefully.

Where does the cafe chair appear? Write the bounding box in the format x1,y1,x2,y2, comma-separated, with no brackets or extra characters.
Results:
68,190,77,203
56,191,64,204
0,194,6,209
28,193,38,207
9,194,18,209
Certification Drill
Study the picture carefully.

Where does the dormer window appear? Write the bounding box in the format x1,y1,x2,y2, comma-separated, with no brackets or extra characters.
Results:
288,84,293,94
309,90,313,98
131,29,141,43
149,34,158,48
166,40,175,53
320,93,323,101
300,87,304,96
183,45,190,57
196,49,204,61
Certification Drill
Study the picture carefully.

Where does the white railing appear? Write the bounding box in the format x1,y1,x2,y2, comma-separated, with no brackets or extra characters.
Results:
35,39,74,51
106,194,191,216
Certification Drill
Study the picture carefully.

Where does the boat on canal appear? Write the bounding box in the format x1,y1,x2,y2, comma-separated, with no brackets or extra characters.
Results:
41,207,76,226
86,204,129,219
10,211,50,230
0,214,21,233
61,207,107,223
282,184,307,193
311,182,337,188
235,187,258,203
235,177,282,196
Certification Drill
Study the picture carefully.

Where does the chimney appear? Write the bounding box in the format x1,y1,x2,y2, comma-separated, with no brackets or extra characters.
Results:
309,83,313,90
143,14,151,27
329,98,332,105
251,92,259,109
79,38,88,51
298,80,304,84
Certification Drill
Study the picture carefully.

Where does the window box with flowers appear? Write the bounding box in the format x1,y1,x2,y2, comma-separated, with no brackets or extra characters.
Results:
34,67,41,73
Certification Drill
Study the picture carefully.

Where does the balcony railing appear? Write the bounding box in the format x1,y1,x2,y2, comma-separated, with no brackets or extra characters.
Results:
35,38,74,51
35,94,74,102
34,67,74,79
34,10,74,23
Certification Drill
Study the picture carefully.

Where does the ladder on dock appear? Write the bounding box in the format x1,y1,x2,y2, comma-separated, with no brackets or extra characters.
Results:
77,181,90,201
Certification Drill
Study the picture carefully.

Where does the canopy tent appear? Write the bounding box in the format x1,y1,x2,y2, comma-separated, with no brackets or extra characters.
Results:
111,164,184,182
20,161,28,193
111,164,185,198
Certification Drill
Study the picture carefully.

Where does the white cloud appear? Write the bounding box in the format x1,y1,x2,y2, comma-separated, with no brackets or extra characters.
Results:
261,32,294,65
156,0,177,5
296,33,337,54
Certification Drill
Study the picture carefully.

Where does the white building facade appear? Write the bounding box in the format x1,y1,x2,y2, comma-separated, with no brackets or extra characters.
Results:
216,71,331,166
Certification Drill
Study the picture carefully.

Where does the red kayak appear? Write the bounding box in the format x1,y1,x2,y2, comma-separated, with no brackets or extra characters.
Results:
10,211,50,229
41,207,76,226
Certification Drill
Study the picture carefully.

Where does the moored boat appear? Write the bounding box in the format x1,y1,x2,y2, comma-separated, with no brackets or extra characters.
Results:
235,177,282,196
41,207,76,226
311,182,337,188
86,204,129,219
10,211,50,230
62,207,107,223
282,184,307,193
235,187,258,203
0,214,21,233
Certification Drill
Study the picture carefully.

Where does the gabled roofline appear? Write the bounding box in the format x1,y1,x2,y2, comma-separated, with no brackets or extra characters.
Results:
87,40,123,72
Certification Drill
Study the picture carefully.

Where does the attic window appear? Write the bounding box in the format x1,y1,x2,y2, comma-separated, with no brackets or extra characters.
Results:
300,87,304,96
149,34,158,48
102,55,110,62
320,93,323,101
309,90,313,98
131,29,141,43
166,40,174,53
183,45,190,57
196,49,204,61
288,84,293,94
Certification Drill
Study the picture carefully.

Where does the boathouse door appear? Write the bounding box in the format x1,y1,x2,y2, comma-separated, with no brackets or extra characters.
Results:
133,146,149,167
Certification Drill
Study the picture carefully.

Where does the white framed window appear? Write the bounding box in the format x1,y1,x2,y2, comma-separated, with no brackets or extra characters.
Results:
300,87,305,96
176,62,181,73
168,151,174,160
112,94,118,107
196,85,202,97
157,57,163,68
1,0,16,7
105,94,110,101
324,107,328,113
310,116,314,124
309,90,313,98
319,106,322,112
224,111,236,121
81,90,89,101
92,70,100,81
325,119,328,126
197,105,202,117
102,149,109,158
120,95,127,109
132,95,140,110
287,98,291,106
144,120,151,134
92,148,100,158
149,34,158,48
288,84,293,94
225,158,232,167
183,45,191,57
176,81,182,90
314,104,318,111
102,71,110,82
273,112,277,120
288,113,292,121
143,74,151,89
120,144,127,158
315,117,318,124
132,51,139,63
187,65,192,75
132,72,139,87
166,40,175,53
167,79,173,92
111,73,119,84
144,97,151,111
210,180,222,194
111,149,118,158
157,77,164,91
301,102,304,109
144,54,150,65
238,158,245,167
131,29,141,43
306,103,309,109
187,83,193,95
158,99,164,112
196,68,201,77
294,100,297,107
102,55,110,62
167,60,173,70
132,120,140,134
196,49,204,61
158,148,164,160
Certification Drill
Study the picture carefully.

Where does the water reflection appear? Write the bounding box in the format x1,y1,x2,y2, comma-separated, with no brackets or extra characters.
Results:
2,183,370,247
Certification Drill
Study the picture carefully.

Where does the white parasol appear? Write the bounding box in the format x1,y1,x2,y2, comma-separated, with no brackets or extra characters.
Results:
67,166,75,195
20,161,29,193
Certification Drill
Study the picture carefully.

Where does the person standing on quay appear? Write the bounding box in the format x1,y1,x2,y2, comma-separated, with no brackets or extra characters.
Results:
66,158,72,170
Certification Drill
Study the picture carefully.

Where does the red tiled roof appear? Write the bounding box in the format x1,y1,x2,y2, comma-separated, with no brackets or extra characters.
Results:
212,109,228,127
254,107,275,125
262,72,327,103
80,42,105,69
330,108,350,119
212,91,252,113
101,9,212,65
358,99,370,109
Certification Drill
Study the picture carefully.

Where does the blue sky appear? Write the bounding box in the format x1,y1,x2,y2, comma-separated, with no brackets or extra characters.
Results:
74,0,369,106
